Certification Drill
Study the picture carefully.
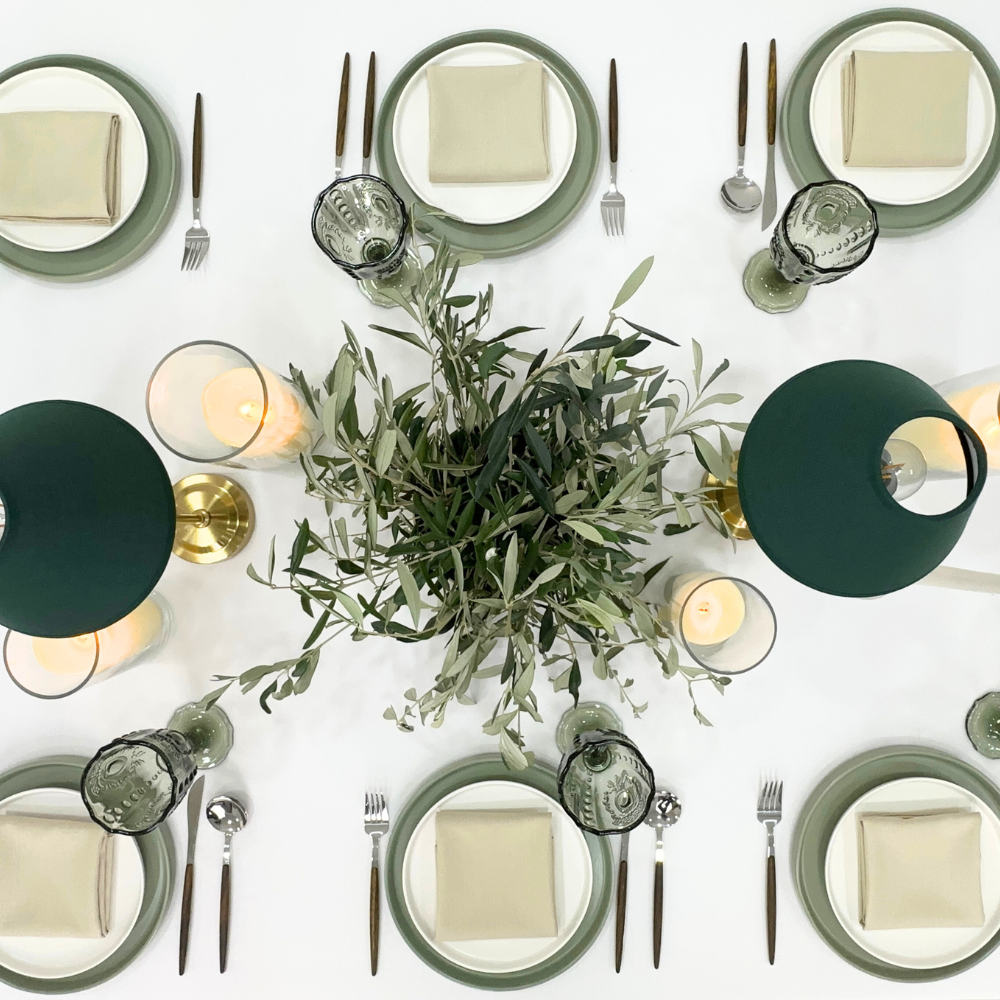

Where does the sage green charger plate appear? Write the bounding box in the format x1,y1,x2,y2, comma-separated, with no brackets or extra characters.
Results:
0,756,174,994
0,55,180,280
385,754,613,990
793,744,1000,981
781,9,1000,235
376,31,600,257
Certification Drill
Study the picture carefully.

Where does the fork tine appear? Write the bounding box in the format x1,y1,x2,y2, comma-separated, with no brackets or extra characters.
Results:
364,792,370,821
777,781,783,812
181,245,190,271
380,793,388,823
601,207,609,236
194,241,208,270
618,206,625,234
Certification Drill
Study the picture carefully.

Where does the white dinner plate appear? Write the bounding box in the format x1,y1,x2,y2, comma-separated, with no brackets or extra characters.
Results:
391,42,577,225
401,779,593,974
0,787,144,979
809,21,996,206
0,66,149,252
825,776,1000,970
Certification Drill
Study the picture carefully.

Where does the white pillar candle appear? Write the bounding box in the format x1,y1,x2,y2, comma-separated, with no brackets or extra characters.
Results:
661,572,746,646
202,366,314,462
32,597,165,676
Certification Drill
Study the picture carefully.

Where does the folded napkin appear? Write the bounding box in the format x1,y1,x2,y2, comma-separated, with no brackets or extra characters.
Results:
841,50,971,166
427,62,550,183
857,809,984,930
0,814,115,938
0,111,121,223
435,808,557,942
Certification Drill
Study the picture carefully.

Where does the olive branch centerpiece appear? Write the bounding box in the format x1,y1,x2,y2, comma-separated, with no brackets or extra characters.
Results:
207,241,744,768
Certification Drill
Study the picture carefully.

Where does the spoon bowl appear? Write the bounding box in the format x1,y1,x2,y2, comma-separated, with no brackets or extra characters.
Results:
721,173,763,214
645,789,682,830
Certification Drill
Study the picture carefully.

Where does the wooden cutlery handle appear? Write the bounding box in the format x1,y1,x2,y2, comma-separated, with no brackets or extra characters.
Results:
370,865,380,976
614,857,627,972
178,862,194,975
738,43,748,147
766,854,776,965
653,860,663,969
220,863,231,974
609,58,618,164
337,53,350,159
192,93,202,200
363,52,376,164
766,39,777,145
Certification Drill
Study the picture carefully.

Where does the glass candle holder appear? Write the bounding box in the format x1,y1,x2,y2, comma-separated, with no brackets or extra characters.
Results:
3,593,172,699
660,572,776,675
311,175,409,280
82,729,197,835
556,710,655,836
743,180,878,313
146,341,318,470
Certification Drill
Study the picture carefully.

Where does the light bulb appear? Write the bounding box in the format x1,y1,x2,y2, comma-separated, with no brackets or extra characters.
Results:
881,438,927,501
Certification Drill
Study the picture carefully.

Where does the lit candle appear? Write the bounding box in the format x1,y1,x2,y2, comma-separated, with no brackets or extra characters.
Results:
202,366,314,462
31,597,164,676
895,383,1000,474
661,572,746,646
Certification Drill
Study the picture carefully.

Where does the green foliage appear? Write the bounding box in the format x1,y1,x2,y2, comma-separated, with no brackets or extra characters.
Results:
210,242,743,768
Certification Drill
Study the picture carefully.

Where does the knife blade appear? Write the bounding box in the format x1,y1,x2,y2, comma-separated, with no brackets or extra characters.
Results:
614,830,629,973
761,38,778,229
362,52,376,175
178,775,206,975
335,53,350,179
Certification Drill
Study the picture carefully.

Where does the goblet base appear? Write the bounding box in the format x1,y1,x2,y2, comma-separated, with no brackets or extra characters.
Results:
555,701,623,754
967,692,1000,759
359,245,422,308
743,248,809,313
168,702,234,768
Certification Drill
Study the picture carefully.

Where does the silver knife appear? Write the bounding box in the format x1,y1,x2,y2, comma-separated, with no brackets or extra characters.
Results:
179,776,206,975
761,38,778,230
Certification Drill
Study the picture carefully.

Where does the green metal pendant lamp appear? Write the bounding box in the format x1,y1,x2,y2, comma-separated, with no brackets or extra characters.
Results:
737,360,987,598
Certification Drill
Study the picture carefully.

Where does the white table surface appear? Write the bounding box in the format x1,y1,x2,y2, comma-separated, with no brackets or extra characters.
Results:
3,0,1000,996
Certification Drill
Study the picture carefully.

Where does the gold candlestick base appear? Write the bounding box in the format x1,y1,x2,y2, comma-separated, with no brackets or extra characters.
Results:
172,474,255,564
702,451,753,542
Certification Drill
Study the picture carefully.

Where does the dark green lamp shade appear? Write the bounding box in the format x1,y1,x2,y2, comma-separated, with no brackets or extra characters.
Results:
0,401,175,637
737,361,987,598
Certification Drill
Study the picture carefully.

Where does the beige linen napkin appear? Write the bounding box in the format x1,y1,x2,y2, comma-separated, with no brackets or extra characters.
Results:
0,111,121,223
857,809,984,930
0,814,115,938
427,62,550,183
841,50,971,166
435,808,558,941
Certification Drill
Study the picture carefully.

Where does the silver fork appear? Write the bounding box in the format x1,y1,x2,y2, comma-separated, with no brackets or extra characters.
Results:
181,93,209,270
601,58,625,236
757,779,783,966
364,792,389,976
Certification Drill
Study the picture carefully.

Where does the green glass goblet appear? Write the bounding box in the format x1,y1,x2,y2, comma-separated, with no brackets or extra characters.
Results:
743,180,878,313
556,703,655,836
967,692,1000,759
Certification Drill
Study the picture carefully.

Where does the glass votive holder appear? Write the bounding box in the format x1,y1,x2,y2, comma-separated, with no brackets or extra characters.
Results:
82,729,198,835
3,593,172,699
311,175,409,280
659,572,776,675
743,180,878,313
556,707,655,836
146,340,318,470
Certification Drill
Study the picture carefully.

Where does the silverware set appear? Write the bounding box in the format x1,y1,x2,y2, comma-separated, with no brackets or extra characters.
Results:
721,40,778,226
364,791,390,976
177,779,249,975
331,51,378,182
181,93,209,270
616,789,682,972
757,779,783,965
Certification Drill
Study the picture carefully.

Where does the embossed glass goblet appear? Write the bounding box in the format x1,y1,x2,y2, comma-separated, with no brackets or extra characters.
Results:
311,175,408,281
556,705,655,836
743,180,878,313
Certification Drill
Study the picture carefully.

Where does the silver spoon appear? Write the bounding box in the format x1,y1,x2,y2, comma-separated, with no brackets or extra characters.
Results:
721,43,762,214
645,790,682,968
206,794,249,974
